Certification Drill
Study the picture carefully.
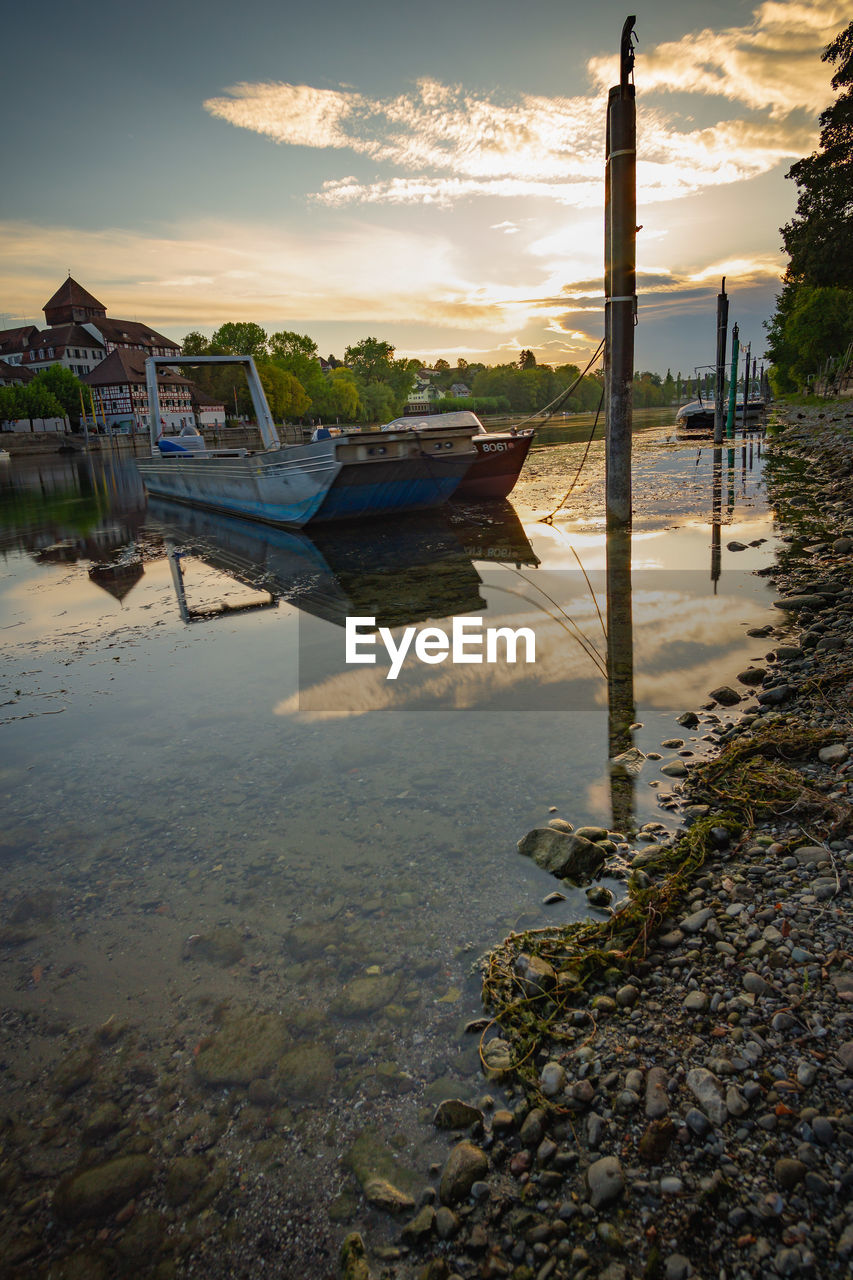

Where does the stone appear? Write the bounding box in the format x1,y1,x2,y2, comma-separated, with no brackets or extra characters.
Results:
819,743,849,764
683,991,708,1013
661,761,689,778
481,1039,513,1080
183,925,244,966
278,1041,335,1101
638,1118,676,1163
774,1158,807,1190
400,1205,435,1243
433,1099,484,1130
438,1141,489,1205
539,1062,567,1098
331,974,401,1017
737,667,767,686
517,828,605,883
340,1233,374,1280
194,1013,289,1086
519,1108,546,1146
709,685,741,706
645,1067,669,1119
587,1155,624,1208
434,1206,459,1239
165,1156,208,1207
686,1067,727,1126
54,1156,155,1223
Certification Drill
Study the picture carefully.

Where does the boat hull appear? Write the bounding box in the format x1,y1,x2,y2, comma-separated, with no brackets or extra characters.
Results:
454,431,535,500
137,429,477,528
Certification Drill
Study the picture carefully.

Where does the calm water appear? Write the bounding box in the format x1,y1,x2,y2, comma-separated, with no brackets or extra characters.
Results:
0,420,780,1273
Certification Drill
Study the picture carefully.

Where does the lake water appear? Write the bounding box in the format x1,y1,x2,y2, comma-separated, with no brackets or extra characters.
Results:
0,419,781,1276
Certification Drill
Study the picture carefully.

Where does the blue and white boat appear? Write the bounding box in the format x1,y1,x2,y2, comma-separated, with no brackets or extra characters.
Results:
136,356,478,528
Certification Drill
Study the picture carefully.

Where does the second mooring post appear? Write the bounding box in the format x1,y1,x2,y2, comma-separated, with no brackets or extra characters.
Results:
714,278,728,446
604,16,636,529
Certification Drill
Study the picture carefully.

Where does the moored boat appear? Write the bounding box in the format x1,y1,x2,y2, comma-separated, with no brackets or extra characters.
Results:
381,410,534,500
136,356,479,528
675,397,766,437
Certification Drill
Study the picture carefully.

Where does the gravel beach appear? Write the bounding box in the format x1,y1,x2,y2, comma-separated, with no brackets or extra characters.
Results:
364,402,853,1280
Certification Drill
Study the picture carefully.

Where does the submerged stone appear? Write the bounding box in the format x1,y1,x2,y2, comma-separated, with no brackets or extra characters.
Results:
194,1012,289,1086
54,1155,155,1222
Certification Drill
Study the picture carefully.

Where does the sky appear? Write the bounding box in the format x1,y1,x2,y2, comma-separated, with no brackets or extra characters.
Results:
0,0,846,376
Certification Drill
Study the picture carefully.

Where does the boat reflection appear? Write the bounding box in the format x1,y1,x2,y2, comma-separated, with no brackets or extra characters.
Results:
145,498,539,630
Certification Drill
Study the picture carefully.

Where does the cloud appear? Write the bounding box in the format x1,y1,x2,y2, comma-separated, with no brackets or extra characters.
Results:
588,1,848,119
0,218,543,339
202,3,837,211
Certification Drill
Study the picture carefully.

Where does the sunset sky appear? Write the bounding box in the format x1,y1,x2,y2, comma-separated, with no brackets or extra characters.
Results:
0,0,845,375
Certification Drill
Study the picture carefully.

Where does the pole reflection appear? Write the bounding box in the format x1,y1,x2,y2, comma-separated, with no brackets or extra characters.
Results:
605,522,636,832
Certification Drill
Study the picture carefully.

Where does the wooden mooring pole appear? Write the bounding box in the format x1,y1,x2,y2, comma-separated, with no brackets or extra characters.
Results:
713,278,728,446
605,16,637,530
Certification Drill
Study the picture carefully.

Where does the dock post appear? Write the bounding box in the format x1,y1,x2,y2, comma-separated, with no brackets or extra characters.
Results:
604,16,637,530
726,324,740,440
714,279,728,446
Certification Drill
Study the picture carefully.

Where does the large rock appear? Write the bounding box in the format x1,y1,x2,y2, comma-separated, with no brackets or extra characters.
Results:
517,828,605,883
340,1233,374,1280
433,1099,484,1130
331,974,401,1017
194,1013,289,1086
278,1042,335,1101
54,1156,155,1222
439,1140,488,1204
587,1155,625,1208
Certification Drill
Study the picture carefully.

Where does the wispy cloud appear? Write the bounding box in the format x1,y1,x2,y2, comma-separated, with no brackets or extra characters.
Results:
204,1,837,209
589,1,848,118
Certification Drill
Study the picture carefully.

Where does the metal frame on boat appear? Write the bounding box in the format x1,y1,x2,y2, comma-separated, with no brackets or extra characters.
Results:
136,356,479,528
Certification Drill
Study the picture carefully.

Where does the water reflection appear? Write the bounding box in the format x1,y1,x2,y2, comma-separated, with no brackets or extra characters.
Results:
0,435,785,1277
146,500,540,630
606,523,636,831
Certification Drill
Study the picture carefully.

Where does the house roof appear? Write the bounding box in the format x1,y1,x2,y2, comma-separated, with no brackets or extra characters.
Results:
23,324,105,354
82,348,193,388
0,325,39,356
43,277,106,318
0,359,35,384
96,317,180,352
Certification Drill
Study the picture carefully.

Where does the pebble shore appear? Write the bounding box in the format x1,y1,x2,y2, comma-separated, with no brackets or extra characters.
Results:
350,403,853,1280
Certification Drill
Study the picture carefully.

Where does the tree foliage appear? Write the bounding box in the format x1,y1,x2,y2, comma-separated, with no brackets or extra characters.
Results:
767,19,853,389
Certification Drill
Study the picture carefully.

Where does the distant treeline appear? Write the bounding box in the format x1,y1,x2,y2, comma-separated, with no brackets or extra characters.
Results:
766,18,853,393
178,327,694,424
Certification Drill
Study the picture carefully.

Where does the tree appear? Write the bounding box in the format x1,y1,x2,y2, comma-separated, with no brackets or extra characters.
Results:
209,322,268,358
32,365,86,420
781,20,853,289
257,362,310,419
181,331,210,356
434,358,450,371
519,349,537,369
344,337,396,382
268,331,318,362
767,18,853,388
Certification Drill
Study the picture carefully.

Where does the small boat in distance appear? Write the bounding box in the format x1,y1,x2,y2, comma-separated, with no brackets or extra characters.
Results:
136,356,478,528
676,395,766,437
381,410,534,500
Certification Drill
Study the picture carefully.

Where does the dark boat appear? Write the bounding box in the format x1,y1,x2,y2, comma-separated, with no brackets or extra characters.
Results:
675,397,766,437
381,410,534,500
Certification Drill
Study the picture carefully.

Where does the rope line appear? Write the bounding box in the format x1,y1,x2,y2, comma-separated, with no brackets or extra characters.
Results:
538,380,606,524
512,339,605,429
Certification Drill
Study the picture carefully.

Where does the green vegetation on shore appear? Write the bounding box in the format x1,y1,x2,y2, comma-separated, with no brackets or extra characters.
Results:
767,19,853,394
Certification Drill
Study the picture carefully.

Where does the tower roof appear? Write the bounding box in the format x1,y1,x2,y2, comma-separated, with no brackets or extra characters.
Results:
43,277,107,324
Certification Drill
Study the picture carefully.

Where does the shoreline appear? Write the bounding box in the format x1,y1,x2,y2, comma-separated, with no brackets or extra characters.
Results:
381,401,853,1280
